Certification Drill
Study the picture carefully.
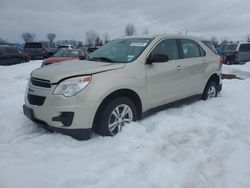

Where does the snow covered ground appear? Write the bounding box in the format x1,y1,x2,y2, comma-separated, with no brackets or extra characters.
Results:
0,61,250,188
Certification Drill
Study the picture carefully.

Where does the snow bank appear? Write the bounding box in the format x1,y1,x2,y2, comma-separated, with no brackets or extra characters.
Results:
0,61,250,188
222,62,250,79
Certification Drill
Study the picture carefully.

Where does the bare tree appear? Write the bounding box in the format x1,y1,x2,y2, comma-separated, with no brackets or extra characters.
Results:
124,23,136,36
21,32,35,43
142,28,149,35
102,33,110,44
47,33,56,43
85,30,98,46
211,36,219,47
95,36,103,46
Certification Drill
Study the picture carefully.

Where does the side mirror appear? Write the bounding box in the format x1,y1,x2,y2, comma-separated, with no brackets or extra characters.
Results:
79,55,86,60
146,53,169,64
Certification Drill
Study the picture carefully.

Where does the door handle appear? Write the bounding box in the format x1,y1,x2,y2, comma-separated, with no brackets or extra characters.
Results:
176,65,182,71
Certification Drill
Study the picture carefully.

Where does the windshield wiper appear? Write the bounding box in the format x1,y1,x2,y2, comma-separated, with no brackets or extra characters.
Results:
89,57,114,63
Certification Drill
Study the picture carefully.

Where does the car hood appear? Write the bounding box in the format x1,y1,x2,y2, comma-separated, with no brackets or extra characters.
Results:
31,60,125,83
44,57,78,65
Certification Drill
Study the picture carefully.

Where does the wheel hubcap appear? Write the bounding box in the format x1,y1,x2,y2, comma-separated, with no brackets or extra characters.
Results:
108,104,133,135
207,86,216,99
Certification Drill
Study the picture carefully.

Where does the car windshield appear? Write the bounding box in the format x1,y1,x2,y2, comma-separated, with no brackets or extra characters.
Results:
53,50,79,57
88,38,152,63
24,43,42,48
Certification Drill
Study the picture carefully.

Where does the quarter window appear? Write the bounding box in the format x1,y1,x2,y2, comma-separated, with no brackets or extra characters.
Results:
180,39,204,58
151,39,179,60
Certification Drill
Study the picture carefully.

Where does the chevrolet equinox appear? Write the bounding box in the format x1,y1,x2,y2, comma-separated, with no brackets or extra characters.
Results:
23,34,222,140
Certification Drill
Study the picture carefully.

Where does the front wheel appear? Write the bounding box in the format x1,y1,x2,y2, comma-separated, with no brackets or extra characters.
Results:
95,97,137,136
202,81,218,100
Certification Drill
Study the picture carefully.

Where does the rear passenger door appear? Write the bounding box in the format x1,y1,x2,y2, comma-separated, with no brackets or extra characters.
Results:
178,39,207,96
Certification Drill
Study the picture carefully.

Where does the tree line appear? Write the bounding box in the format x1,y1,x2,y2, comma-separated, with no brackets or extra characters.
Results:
1,23,250,46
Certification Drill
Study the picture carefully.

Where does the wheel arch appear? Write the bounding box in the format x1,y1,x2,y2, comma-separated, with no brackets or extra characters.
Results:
204,73,220,91
92,89,142,130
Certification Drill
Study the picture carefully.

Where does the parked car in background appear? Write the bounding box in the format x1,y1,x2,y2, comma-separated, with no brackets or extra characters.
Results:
41,49,87,66
87,46,99,53
24,42,57,60
23,34,222,140
221,42,250,64
58,45,76,50
0,46,29,65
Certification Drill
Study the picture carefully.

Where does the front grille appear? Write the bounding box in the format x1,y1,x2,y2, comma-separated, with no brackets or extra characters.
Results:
31,77,51,88
28,94,46,106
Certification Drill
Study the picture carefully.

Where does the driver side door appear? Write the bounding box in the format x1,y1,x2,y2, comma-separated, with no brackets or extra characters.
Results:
145,39,186,108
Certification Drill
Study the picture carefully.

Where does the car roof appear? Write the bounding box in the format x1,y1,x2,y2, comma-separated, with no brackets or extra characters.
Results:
117,33,207,41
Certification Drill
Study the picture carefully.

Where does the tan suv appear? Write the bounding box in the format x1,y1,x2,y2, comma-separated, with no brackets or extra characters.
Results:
23,34,222,140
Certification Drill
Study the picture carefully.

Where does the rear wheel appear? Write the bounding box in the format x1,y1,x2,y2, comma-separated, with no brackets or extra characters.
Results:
95,97,137,136
202,81,218,100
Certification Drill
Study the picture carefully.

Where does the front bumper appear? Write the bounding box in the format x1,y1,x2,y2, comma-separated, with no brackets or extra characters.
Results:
23,77,99,140
23,105,92,140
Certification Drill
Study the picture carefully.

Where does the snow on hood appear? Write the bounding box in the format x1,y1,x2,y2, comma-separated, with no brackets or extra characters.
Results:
31,60,125,83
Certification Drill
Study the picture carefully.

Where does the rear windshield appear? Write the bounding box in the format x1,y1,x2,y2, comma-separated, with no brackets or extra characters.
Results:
202,41,217,54
54,50,80,57
225,44,237,51
25,43,42,48
239,43,250,52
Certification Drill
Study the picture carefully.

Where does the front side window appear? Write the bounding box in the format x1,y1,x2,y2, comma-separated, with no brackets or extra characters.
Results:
180,39,204,58
150,39,179,60
88,38,152,63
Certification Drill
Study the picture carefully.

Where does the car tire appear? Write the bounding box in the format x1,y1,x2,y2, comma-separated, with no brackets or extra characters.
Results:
202,81,218,100
95,97,137,136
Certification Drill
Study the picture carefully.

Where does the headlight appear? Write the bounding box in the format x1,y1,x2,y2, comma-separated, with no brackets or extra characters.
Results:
53,76,92,97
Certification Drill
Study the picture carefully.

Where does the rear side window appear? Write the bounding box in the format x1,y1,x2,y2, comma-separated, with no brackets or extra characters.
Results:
180,39,205,58
239,44,250,52
25,43,42,48
202,41,217,54
151,39,179,60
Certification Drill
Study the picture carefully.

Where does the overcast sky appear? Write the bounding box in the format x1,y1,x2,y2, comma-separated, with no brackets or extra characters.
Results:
0,0,249,43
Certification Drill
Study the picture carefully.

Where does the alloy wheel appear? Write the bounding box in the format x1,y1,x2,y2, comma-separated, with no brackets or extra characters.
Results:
108,104,133,135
